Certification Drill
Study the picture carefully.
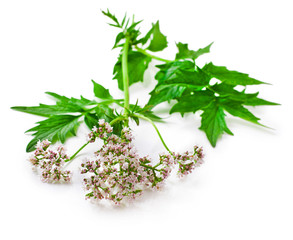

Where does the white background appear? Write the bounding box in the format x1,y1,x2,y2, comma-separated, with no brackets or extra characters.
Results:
1,0,292,239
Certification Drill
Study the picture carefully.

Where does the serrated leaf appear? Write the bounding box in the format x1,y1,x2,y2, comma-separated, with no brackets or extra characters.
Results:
161,67,211,88
102,9,121,28
244,97,279,106
203,62,266,86
45,91,70,102
220,99,262,125
11,104,83,117
147,85,186,108
92,80,113,99
46,92,95,108
148,60,209,108
211,83,258,101
175,42,213,60
199,101,233,147
211,83,279,106
146,21,168,52
113,51,151,90
170,90,215,115
11,92,96,117
25,115,81,152
155,60,195,83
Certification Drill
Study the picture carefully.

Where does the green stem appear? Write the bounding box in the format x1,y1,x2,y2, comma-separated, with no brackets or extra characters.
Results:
122,36,130,126
65,141,90,162
109,116,127,126
140,163,162,172
135,46,172,63
132,113,173,155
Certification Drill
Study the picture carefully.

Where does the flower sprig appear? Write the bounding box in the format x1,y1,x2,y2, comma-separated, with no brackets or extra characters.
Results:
12,9,278,205
27,119,204,204
80,120,204,204
29,140,72,183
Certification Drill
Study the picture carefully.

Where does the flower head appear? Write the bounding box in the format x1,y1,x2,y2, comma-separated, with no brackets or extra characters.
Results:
28,140,72,183
81,120,205,205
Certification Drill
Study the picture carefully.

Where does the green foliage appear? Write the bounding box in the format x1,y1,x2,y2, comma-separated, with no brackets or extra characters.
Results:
145,21,168,52
11,104,81,117
11,92,95,117
84,104,124,136
155,61,196,83
113,51,151,90
175,42,213,60
11,10,279,151
145,53,278,146
92,80,113,99
170,90,215,115
25,115,81,152
148,85,186,107
102,9,127,29
199,101,233,147
12,82,125,152
203,62,266,86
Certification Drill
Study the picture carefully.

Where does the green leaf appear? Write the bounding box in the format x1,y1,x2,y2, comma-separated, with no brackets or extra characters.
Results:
220,99,261,125
113,32,125,49
45,91,70,102
11,104,83,117
175,42,213,60
102,9,121,28
84,113,100,130
147,85,186,107
25,115,81,152
161,67,211,88
203,62,266,86
113,51,151,90
155,60,195,83
127,20,143,32
211,83,279,106
148,61,210,108
95,104,116,123
147,60,201,107
92,80,113,99
146,21,168,52
199,101,233,147
244,97,280,106
170,90,215,115
46,92,95,108
11,92,96,117
84,104,123,136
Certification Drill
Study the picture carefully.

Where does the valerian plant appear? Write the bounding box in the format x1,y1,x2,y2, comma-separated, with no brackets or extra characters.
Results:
11,10,278,204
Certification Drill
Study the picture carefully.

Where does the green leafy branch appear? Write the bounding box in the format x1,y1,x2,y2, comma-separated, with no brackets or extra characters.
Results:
104,9,279,147
12,80,160,152
11,9,279,153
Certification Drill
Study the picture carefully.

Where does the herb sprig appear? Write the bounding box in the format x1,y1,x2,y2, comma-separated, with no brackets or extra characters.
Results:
11,9,279,205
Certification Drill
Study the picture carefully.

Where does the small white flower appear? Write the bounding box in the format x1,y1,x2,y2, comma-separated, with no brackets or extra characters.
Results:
98,119,105,125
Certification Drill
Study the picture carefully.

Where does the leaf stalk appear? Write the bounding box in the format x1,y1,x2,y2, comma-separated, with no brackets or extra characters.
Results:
132,113,173,155
134,46,172,63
